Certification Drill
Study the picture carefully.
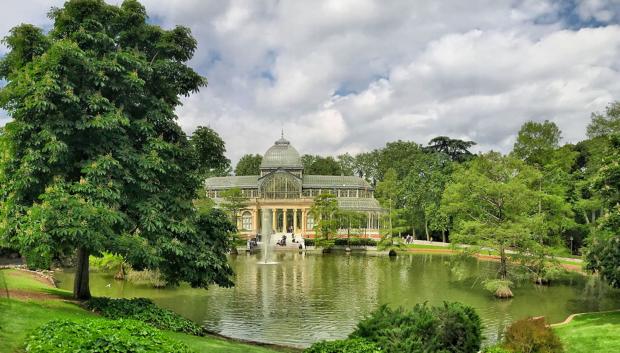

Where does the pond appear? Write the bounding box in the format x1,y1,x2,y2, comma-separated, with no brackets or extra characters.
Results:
55,252,620,348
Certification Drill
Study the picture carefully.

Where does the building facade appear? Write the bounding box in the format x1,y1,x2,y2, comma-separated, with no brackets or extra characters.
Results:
205,136,384,239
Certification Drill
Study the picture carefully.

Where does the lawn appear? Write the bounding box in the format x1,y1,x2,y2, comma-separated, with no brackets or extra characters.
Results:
553,311,620,353
0,269,298,353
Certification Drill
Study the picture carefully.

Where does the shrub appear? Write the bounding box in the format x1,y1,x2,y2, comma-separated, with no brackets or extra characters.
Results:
351,302,482,353
482,346,511,353
304,338,381,353
85,297,205,336
126,268,168,287
25,319,192,353
334,238,378,246
502,317,563,353
304,238,315,247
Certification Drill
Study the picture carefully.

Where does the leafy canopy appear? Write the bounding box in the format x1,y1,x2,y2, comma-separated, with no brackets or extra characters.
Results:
0,0,233,294
234,154,262,176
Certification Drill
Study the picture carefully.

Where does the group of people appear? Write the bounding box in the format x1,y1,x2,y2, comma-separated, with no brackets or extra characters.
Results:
404,234,415,244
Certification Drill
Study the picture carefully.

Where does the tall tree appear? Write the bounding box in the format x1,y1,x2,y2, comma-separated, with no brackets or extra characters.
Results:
336,153,356,176
377,141,423,180
512,120,561,167
401,152,453,241
310,193,340,242
190,126,230,177
375,168,401,243
220,187,249,228
442,153,541,298
586,101,620,138
304,155,342,175
425,136,476,163
235,154,262,176
585,134,620,288
0,0,233,299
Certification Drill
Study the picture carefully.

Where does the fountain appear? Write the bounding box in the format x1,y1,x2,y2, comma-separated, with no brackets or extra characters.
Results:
259,209,278,265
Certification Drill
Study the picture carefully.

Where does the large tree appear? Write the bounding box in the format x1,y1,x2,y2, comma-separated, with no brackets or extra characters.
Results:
585,134,620,288
0,0,233,299
425,136,476,163
512,120,561,167
234,154,262,176
191,126,231,177
442,153,541,298
401,152,453,242
303,155,343,175
586,101,620,139
310,193,340,242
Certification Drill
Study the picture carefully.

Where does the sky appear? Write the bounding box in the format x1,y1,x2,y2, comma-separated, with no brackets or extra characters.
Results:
1,0,620,164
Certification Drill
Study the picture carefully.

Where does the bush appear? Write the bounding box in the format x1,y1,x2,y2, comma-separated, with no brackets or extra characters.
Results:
502,317,563,353
25,319,192,353
304,238,315,247
126,268,168,287
351,302,482,353
304,338,381,353
86,297,205,336
482,346,512,353
334,238,378,246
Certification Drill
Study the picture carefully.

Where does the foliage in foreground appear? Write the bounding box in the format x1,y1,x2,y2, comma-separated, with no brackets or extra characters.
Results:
304,338,381,353
502,317,564,353
0,0,234,299
25,319,192,353
348,302,482,353
85,297,205,336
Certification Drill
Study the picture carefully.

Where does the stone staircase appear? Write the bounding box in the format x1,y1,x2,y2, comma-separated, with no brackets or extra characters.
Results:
267,233,305,250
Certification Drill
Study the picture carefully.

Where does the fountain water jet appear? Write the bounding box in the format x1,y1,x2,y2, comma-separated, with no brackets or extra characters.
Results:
259,209,278,265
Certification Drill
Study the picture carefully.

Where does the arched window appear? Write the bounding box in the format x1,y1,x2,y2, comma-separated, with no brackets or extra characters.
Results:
259,172,301,199
241,211,252,230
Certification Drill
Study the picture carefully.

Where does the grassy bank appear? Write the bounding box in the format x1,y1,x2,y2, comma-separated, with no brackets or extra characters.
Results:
0,269,297,353
553,311,620,353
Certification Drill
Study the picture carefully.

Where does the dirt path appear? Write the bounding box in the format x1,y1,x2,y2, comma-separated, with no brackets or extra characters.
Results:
405,248,584,272
551,309,620,327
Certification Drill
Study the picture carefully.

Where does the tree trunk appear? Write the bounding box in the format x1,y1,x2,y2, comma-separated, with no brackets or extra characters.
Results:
499,245,508,280
424,220,430,241
74,247,91,300
441,229,446,243
583,210,590,224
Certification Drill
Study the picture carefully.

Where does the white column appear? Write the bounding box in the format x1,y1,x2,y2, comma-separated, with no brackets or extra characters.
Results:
293,209,298,233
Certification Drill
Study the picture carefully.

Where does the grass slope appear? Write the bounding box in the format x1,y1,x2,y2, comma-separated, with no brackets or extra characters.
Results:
0,269,296,353
553,311,620,353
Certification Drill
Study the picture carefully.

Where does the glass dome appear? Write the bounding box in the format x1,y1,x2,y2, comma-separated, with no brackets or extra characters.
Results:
260,136,303,169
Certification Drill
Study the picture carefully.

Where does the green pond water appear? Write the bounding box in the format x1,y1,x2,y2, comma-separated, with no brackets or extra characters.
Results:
55,252,620,348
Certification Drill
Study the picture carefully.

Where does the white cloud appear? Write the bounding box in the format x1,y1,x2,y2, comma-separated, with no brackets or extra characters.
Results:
1,0,620,165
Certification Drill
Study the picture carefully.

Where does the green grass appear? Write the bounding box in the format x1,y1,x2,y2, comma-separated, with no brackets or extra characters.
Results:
404,244,454,250
167,332,297,353
0,298,97,352
554,311,620,353
1,269,71,298
0,269,297,353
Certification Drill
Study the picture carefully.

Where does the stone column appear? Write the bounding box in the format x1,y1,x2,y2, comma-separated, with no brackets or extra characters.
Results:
272,208,277,233
302,209,307,234
253,208,259,234
293,209,298,233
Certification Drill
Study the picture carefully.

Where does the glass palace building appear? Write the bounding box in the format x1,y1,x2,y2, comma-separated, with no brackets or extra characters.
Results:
204,136,384,239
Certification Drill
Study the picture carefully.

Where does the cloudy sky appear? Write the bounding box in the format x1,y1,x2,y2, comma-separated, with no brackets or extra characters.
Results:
1,0,620,163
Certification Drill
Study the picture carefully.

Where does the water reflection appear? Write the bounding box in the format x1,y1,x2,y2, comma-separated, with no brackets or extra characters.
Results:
55,252,620,348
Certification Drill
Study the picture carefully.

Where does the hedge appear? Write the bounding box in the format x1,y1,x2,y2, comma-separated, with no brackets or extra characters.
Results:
86,297,205,336
25,319,192,353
